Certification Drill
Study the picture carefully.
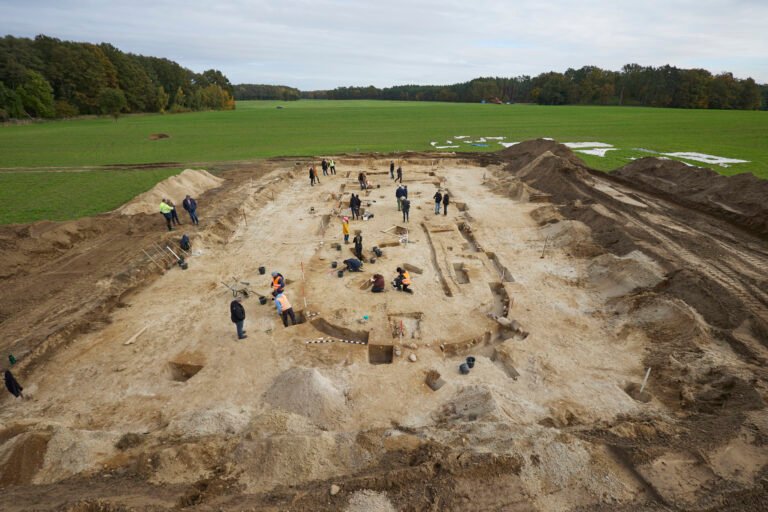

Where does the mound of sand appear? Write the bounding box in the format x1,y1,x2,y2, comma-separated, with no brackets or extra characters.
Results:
167,405,252,438
612,158,768,237
263,367,347,428
117,169,224,216
345,490,396,512
587,251,665,298
499,138,583,170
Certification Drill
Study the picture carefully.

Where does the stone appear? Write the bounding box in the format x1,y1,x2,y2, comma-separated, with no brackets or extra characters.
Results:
330,484,340,495
408,353,417,362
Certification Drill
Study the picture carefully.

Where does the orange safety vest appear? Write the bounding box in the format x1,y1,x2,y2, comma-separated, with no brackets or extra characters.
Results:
272,275,283,290
277,294,291,310
402,271,411,285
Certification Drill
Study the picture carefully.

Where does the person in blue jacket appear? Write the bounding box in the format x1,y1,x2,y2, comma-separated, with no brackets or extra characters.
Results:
395,185,406,211
182,195,199,225
343,258,363,272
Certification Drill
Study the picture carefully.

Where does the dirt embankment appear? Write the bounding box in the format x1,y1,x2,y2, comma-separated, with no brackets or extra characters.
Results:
497,139,768,511
611,158,768,238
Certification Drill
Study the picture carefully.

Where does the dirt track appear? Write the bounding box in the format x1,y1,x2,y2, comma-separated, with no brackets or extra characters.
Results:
0,144,767,511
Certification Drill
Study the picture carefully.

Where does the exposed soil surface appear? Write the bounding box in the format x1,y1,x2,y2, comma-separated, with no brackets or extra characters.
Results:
0,148,766,511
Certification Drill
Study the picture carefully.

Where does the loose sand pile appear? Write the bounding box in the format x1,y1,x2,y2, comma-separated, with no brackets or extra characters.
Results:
117,169,224,215
345,490,396,512
263,367,347,428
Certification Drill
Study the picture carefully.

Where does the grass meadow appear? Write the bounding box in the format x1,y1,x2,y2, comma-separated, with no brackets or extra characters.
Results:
0,100,766,223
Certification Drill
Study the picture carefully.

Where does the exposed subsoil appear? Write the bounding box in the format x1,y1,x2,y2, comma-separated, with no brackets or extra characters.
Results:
0,147,767,511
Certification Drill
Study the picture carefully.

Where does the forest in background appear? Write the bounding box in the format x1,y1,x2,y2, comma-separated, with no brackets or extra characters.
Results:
0,35,235,120
236,66,766,111
299,65,766,109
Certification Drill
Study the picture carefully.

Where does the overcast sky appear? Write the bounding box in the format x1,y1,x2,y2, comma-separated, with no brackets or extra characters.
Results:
2,0,766,89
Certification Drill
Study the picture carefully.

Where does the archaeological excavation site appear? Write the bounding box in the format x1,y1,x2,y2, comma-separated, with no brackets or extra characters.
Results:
1,139,767,511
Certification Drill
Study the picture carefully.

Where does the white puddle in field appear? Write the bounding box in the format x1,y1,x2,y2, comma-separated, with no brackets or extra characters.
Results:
428,138,748,168
661,152,749,167
576,148,617,157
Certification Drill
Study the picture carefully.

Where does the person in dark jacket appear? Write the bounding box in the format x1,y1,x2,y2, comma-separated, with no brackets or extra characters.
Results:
371,273,385,293
230,297,247,340
433,191,443,214
401,197,411,223
353,232,363,259
343,258,363,272
4,369,23,399
390,160,395,179
168,199,181,225
270,271,286,297
442,192,450,216
396,166,403,183
395,185,405,211
310,165,319,186
321,158,329,176
182,195,199,225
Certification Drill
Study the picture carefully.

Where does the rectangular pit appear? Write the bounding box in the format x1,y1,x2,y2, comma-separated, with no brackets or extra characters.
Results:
453,263,470,284
369,344,394,364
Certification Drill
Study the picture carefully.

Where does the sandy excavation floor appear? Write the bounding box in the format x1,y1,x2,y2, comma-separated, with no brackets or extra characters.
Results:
1,142,767,511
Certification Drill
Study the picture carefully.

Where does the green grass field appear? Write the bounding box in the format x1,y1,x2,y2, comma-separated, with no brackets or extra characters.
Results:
0,168,181,224
0,100,766,224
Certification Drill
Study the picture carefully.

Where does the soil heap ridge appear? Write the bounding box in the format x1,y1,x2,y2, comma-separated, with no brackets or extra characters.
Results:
611,158,768,237
117,169,224,215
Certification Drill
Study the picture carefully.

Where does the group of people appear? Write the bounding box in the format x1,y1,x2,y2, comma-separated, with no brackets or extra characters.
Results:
433,190,450,215
309,158,337,186
349,194,362,220
395,185,410,222
229,270,297,340
357,172,373,190
390,160,403,182
159,195,200,231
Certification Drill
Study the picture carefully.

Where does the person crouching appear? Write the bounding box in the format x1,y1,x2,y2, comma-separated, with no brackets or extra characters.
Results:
393,267,412,293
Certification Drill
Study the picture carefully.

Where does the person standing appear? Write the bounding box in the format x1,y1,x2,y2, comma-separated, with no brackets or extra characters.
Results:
396,166,403,183
442,192,450,216
230,297,247,340
270,271,286,297
159,199,174,231
182,195,199,225
275,291,297,327
321,158,329,176
353,194,362,220
4,369,23,399
330,159,336,175
433,191,443,215
353,232,363,260
349,194,357,220
309,165,317,186
342,216,350,243
390,160,395,179
168,199,182,226
393,267,412,293
395,185,405,211
357,172,365,190
371,273,385,293
401,197,411,223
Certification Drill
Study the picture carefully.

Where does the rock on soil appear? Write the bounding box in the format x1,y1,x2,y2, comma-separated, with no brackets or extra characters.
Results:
345,490,396,512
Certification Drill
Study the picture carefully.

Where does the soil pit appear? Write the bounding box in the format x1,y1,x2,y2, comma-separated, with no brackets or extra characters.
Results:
368,344,394,365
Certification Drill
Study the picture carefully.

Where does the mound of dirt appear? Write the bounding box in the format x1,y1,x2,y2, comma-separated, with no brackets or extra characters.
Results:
167,405,252,438
117,169,224,215
263,367,347,428
498,138,583,170
148,133,170,140
587,251,665,298
612,158,768,237
345,490,396,512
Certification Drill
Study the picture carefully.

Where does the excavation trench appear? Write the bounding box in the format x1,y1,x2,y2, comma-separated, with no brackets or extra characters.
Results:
486,252,515,282
421,223,453,297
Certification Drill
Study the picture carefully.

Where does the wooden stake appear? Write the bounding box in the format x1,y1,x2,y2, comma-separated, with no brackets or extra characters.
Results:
639,367,652,394
142,249,164,271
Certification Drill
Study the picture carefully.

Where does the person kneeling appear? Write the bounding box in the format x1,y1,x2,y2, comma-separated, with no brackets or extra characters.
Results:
275,292,296,327
371,273,385,293
392,267,413,293
343,258,363,272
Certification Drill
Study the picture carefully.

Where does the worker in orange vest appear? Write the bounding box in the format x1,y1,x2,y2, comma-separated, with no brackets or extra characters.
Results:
275,291,296,327
393,267,412,293
270,271,285,297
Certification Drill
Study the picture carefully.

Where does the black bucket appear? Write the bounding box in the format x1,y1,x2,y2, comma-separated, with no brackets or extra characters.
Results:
466,356,476,369
259,296,267,305
459,363,470,375
332,261,338,268
336,245,342,251
258,266,266,275
369,257,376,264
337,270,344,278
178,260,188,270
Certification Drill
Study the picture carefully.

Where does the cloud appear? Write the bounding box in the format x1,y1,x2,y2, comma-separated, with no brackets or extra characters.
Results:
1,0,766,89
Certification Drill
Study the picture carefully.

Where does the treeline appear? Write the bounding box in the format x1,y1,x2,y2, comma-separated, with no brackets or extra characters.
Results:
233,84,300,101
0,35,235,120
302,64,766,110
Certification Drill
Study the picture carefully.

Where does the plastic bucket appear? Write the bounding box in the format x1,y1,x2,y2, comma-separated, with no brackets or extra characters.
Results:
337,270,344,278
466,356,476,369
459,363,470,375
332,261,338,268
258,266,266,275
259,296,267,305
